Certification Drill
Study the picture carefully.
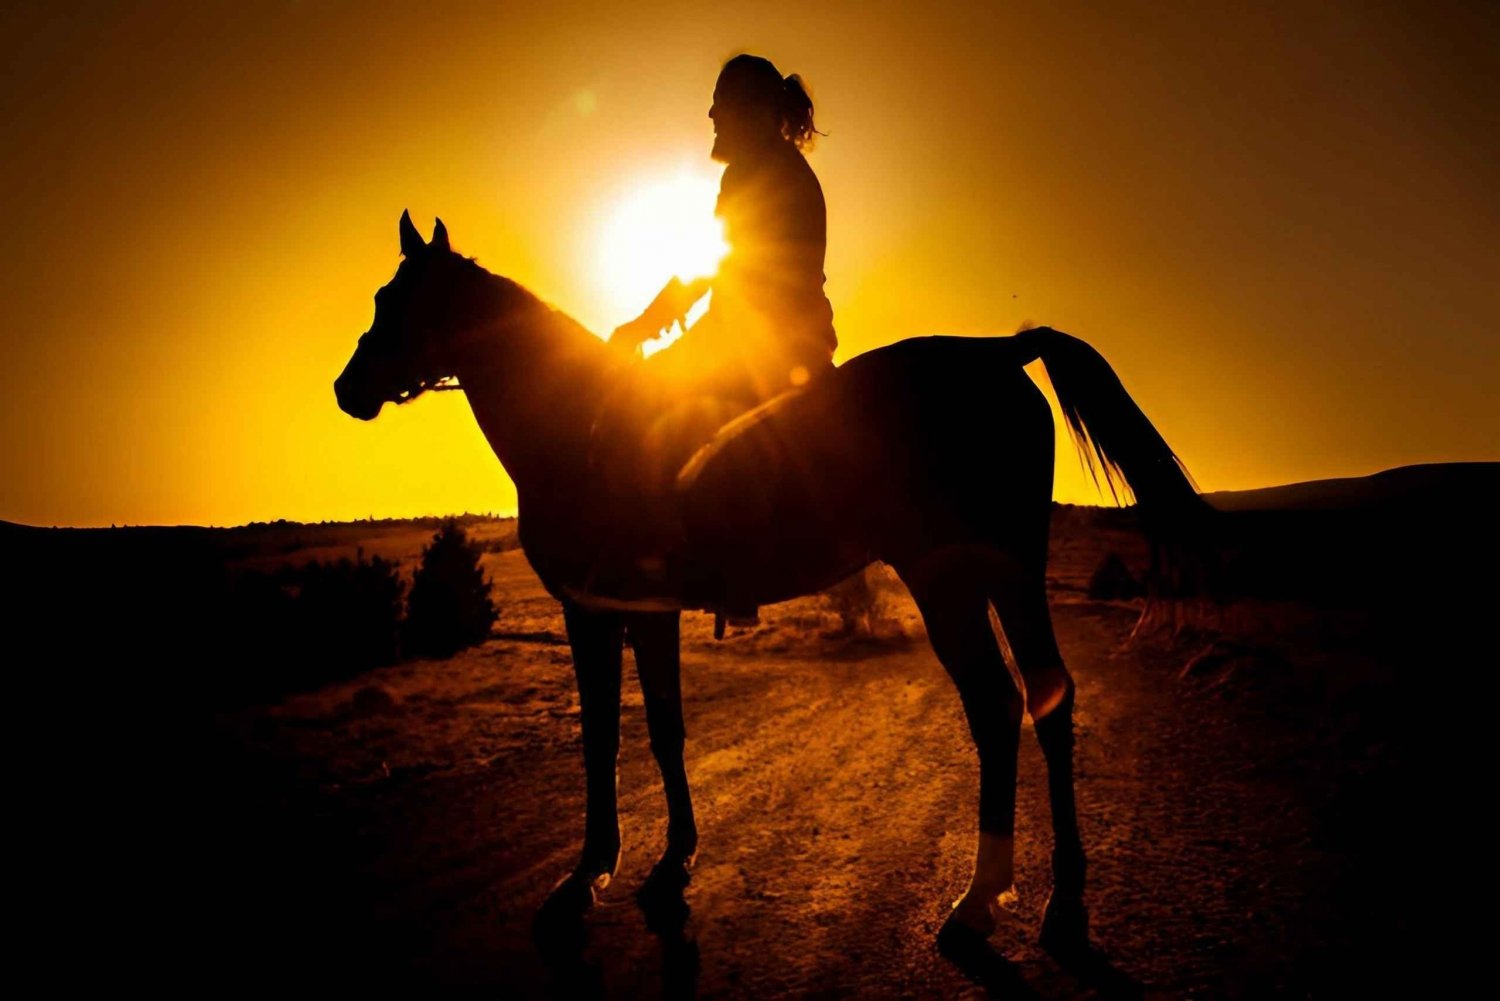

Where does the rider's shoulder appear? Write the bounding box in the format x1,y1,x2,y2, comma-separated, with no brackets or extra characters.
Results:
779,145,824,197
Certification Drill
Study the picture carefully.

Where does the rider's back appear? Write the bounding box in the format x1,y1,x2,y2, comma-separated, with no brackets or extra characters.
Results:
651,139,837,406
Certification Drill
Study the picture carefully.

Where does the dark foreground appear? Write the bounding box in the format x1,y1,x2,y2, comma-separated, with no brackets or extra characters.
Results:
207,556,1413,997
12,464,1493,996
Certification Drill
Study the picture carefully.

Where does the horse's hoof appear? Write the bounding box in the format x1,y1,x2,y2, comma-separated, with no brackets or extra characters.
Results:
1038,890,1090,958
538,870,599,921
642,851,694,894
945,885,1017,939
940,905,991,939
635,846,696,932
531,871,600,949
637,843,693,901
937,910,991,953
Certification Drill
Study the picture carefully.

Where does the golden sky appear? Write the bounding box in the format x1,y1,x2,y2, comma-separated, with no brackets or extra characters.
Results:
2,1,1495,527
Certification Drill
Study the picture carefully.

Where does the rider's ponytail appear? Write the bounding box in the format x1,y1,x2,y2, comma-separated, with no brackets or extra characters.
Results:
780,73,820,150
719,54,826,151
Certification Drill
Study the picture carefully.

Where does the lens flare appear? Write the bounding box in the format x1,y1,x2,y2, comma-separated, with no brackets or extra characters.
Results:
597,168,728,333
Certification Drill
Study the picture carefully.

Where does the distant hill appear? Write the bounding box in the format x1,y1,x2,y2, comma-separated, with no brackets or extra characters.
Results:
1183,461,1498,613
1202,462,1497,513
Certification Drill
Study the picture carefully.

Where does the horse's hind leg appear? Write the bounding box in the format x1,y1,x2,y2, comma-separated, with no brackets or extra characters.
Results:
625,612,698,888
989,558,1089,955
899,547,1025,938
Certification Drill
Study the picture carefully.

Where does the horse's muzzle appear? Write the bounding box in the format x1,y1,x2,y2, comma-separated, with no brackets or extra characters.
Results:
334,373,384,421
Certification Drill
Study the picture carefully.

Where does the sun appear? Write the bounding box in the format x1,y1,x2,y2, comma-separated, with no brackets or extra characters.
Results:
596,168,728,346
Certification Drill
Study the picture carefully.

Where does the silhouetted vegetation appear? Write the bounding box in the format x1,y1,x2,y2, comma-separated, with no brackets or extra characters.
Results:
402,520,499,658
293,549,405,669
1088,552,1142,600
227,548,404,697
823,566,881,637
3,514,522,706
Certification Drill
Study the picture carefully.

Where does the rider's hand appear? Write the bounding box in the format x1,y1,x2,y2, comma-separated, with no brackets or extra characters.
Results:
609,315,662,352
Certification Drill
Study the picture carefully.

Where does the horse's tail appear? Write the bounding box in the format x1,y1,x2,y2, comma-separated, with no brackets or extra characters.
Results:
1016,326,1218,595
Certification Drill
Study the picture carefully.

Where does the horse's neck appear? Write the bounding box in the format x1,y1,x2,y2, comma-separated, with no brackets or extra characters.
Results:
450,276,617,497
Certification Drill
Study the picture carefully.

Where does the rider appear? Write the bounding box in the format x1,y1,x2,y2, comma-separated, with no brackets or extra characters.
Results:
581,55,838,619
612,53,837,410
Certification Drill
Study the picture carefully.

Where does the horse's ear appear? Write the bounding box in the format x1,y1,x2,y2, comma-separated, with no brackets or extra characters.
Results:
399,209,425,257
431,217,451,253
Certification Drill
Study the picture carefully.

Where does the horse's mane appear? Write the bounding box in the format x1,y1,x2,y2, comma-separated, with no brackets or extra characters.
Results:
459,254,600,345
389,253,606,407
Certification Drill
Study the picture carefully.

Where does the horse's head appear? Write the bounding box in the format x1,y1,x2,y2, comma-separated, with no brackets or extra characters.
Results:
335,210,472,420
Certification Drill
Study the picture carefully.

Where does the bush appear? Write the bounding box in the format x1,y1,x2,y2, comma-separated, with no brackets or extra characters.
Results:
823,564,882,638
1088,552,1142,600
223,548,404,699
402,520,499,658
293,549,404,670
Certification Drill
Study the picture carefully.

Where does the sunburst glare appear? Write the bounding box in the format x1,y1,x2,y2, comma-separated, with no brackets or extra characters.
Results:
596,168,728,346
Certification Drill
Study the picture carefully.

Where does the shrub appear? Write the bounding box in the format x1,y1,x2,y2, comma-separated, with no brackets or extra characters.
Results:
823,564,882,638
402,520,499,657
293,548,404,671
1088,552,1142,600
222,548,404,699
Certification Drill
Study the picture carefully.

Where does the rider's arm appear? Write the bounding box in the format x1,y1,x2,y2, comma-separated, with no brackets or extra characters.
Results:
609,275,712,349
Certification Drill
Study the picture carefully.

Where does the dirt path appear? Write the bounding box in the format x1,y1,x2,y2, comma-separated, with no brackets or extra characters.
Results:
211,552,1400,997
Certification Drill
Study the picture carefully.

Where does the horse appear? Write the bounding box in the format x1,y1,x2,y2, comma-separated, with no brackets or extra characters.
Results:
334,211,1208,952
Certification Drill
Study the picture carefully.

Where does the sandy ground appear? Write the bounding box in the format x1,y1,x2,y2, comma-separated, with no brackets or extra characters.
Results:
210,533,1408,998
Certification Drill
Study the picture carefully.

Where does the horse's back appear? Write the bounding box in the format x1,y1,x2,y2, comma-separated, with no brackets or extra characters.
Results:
674,333,1056,588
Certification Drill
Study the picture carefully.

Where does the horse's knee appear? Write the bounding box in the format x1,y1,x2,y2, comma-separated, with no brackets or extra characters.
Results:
954,663,1024,732
640,689,685,749
647,723,685,764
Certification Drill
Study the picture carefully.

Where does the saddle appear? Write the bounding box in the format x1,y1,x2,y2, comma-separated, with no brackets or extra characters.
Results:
567,367,810,632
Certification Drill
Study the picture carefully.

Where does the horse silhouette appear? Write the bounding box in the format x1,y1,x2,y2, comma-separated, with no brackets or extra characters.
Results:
334,211,1209,952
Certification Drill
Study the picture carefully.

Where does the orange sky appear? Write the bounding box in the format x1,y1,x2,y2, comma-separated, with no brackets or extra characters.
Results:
2,1,1495,527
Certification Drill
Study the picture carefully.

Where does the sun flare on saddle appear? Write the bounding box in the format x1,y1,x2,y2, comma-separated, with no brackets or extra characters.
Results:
596,169,727,352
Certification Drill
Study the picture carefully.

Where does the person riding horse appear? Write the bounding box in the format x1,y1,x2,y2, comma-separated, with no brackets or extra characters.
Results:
585,54,838,616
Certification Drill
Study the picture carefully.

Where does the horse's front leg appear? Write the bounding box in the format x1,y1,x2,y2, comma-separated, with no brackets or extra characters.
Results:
544,598,625,918
626,611,698,889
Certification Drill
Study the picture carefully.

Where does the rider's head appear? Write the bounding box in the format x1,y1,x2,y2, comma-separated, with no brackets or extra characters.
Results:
709,53,818,163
